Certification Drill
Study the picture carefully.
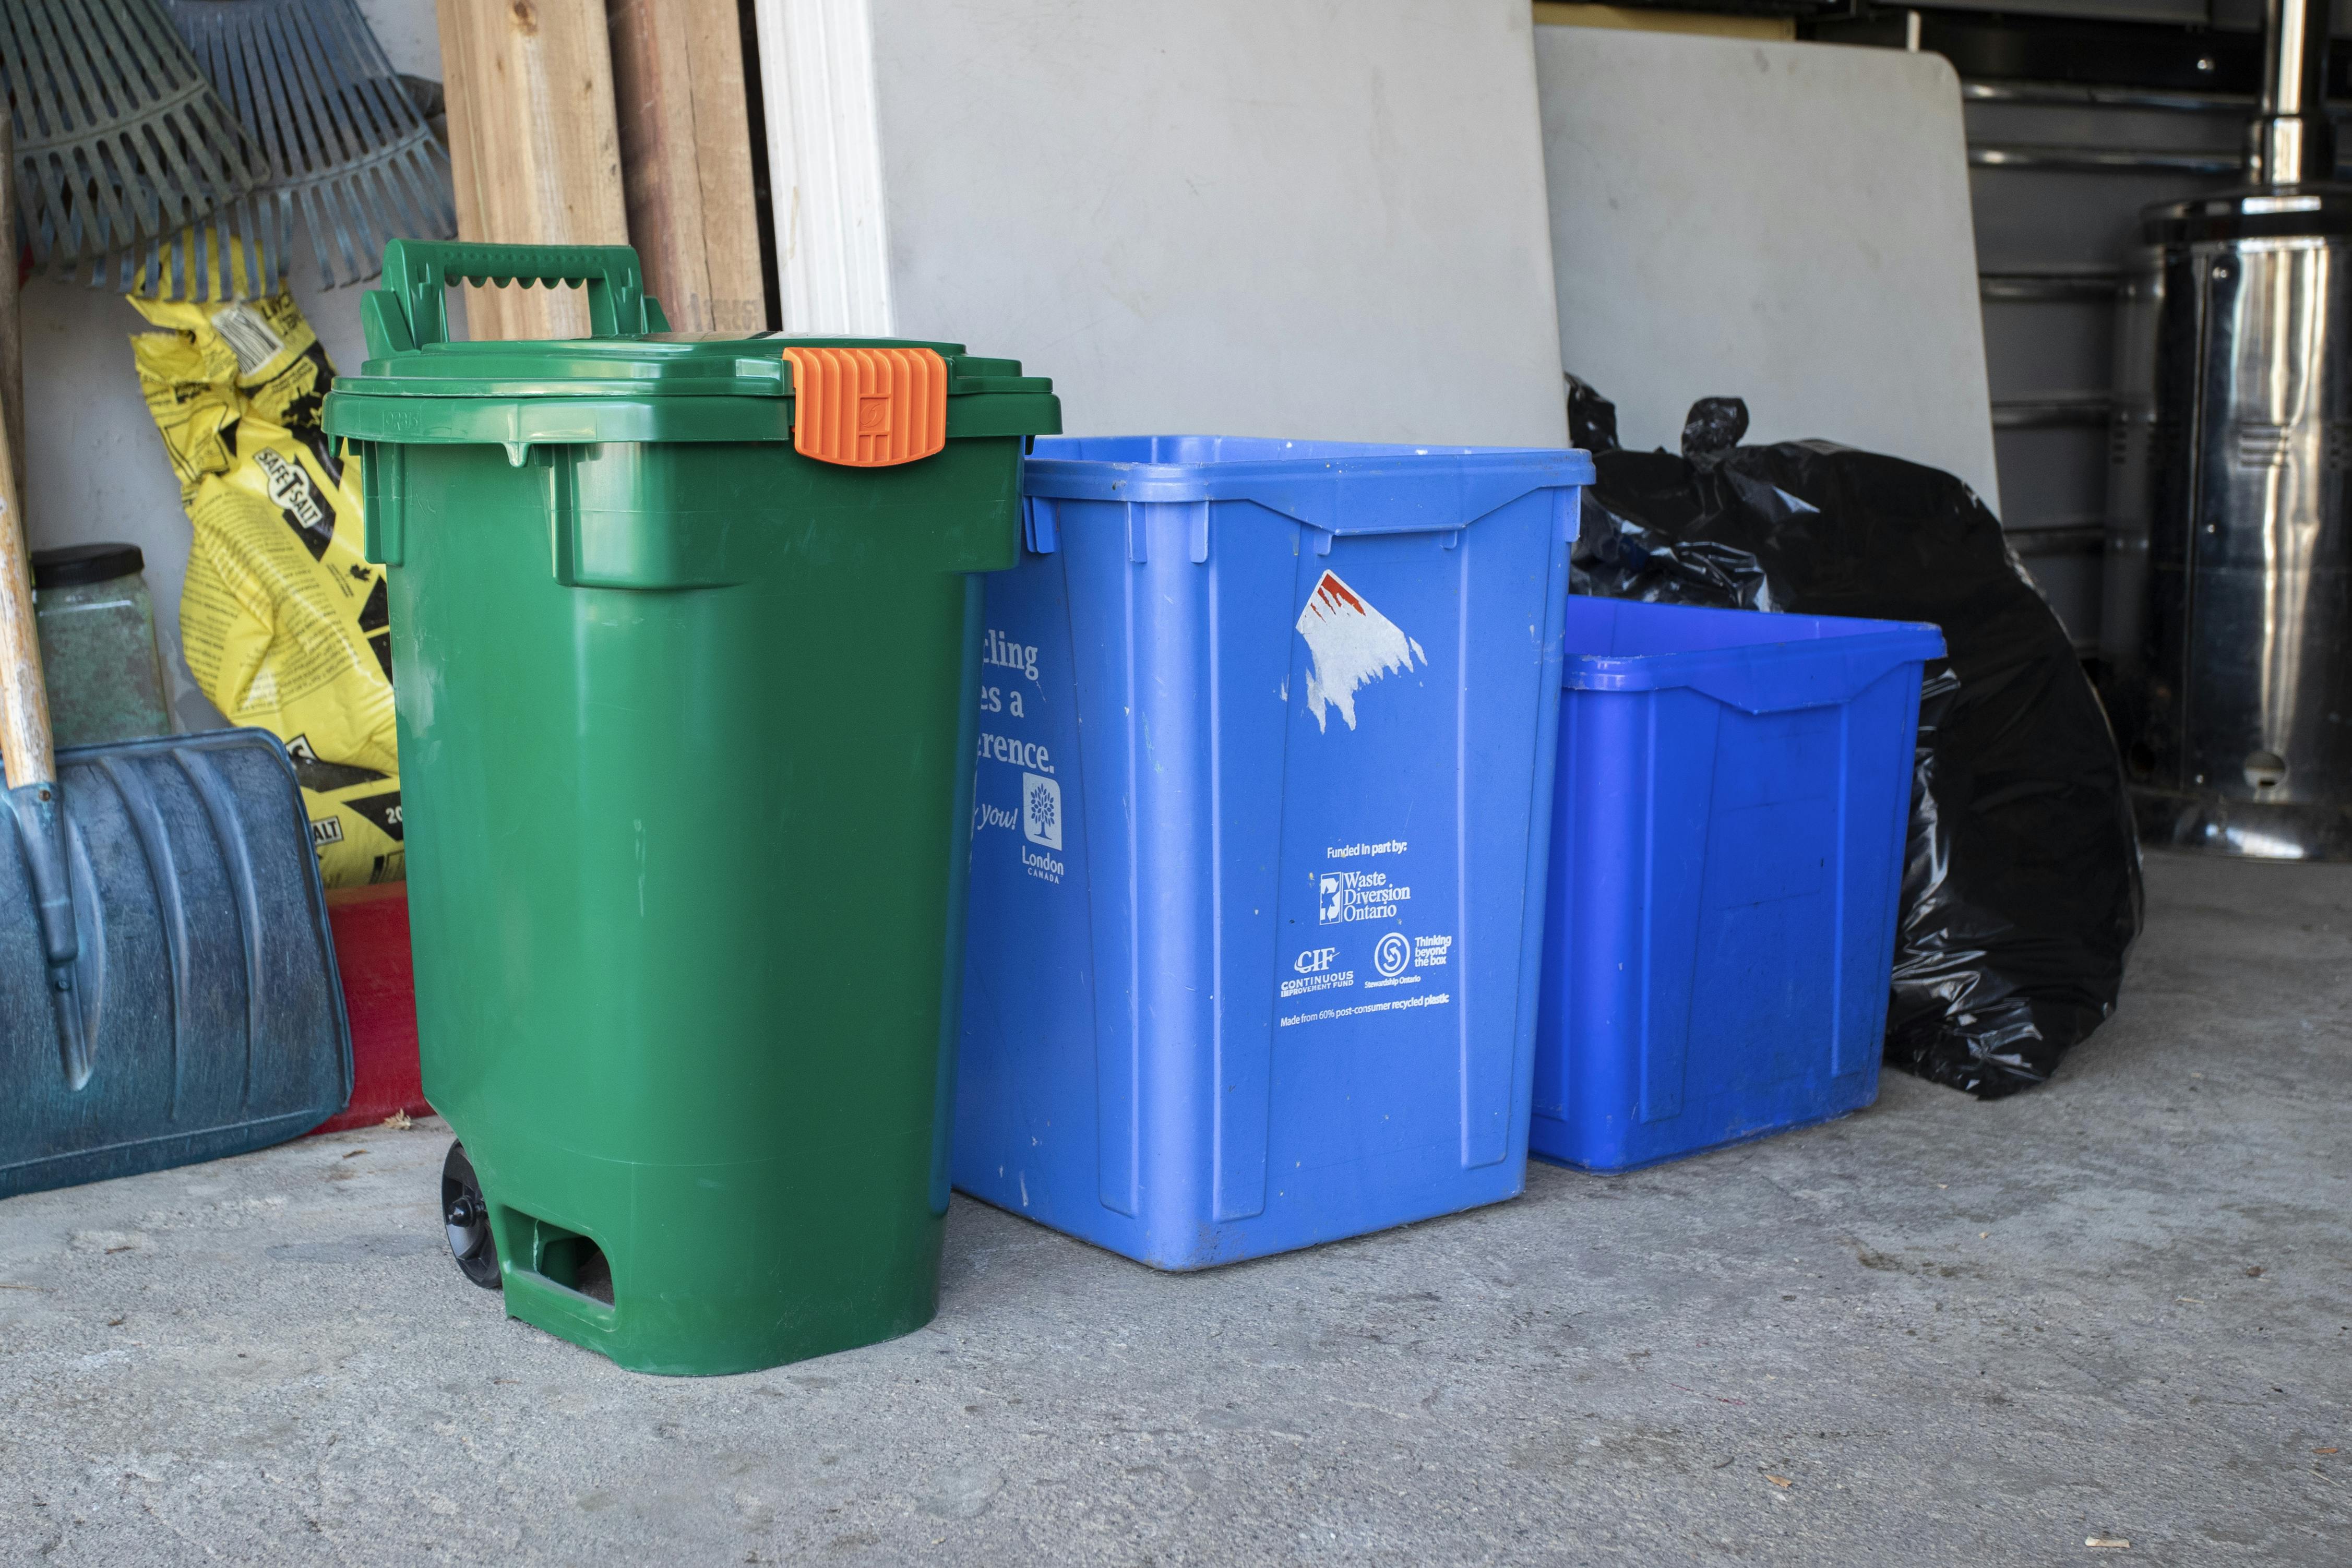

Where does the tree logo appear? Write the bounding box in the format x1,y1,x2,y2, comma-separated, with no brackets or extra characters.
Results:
1022,772,1062,849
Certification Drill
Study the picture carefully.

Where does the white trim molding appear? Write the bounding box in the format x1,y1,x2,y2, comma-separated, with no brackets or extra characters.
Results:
753,0,894,336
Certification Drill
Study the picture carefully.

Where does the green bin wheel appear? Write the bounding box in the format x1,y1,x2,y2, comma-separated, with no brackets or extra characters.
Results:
441,1142,502,1290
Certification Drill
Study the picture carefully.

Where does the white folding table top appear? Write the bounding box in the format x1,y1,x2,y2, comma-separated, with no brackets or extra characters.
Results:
1536,30,1999,508
757,0,1570,449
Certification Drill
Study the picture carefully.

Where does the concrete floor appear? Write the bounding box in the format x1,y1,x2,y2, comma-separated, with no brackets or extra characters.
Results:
0,851,2344,1566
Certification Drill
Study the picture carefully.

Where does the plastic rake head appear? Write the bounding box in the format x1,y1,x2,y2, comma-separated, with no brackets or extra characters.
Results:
0,0,268,286
139,0,456,302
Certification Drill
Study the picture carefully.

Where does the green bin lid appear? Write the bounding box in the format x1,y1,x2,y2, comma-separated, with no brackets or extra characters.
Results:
323,241,1059,450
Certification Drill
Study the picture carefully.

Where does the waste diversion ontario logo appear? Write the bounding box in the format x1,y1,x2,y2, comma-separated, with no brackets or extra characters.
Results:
1022,771,1062,849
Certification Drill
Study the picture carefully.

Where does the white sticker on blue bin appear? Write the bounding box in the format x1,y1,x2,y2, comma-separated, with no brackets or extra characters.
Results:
1295,570,1427,733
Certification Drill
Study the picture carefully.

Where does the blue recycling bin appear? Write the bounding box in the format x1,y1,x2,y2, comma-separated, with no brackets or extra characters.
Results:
1531,596,1944,1171
954,436,1592,1268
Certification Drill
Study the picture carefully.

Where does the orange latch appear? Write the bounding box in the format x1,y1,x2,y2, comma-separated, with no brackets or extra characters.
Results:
781,346,949,466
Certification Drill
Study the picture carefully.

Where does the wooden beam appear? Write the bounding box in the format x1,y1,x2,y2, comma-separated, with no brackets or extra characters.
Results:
0,113,22,494
432,0,631,341
607,0,767,334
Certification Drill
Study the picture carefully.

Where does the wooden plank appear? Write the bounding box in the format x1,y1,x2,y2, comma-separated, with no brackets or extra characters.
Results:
433,0,503,340
607,0,766,333
0,113,21,496
684,0,768,331
433,0,630,341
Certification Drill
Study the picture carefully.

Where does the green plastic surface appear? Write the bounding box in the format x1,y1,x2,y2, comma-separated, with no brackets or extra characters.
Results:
377,239,660,349
324,243,1058,1376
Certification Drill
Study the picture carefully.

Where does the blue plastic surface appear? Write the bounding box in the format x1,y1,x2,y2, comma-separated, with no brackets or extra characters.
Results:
956,436,1592,1268
1,729,353,1199
1531,598,1944,1172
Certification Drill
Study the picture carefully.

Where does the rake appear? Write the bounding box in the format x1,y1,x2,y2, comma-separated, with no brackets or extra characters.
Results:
136,0,457,301
0,0,266,287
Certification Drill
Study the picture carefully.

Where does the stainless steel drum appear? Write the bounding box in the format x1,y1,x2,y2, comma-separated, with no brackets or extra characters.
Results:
2100,0,2352,859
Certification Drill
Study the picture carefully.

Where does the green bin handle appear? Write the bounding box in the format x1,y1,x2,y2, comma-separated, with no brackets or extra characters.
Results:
365,240,664,356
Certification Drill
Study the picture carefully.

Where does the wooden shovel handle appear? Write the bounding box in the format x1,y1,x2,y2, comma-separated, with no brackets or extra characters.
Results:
0,396,55,792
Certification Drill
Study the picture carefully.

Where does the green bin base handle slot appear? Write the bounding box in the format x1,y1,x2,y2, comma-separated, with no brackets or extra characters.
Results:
362,240,672,360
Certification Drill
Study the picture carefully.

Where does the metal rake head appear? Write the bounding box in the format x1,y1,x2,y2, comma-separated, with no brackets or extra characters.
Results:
0,0,268,286
136,0,456,301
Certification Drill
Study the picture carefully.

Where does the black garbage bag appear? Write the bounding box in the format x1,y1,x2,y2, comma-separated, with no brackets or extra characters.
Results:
1567,380,2142,1098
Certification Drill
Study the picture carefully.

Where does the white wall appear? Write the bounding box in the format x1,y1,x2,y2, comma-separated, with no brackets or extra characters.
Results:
765,0,1571,449
20,0,443,733
1536,30,2000,506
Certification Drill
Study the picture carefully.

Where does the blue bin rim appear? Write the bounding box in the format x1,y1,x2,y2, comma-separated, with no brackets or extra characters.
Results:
1562,598,1946,715
1021,435,1593,536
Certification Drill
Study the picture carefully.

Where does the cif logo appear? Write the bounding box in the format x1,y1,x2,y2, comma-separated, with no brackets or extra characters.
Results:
1294,947,1339,975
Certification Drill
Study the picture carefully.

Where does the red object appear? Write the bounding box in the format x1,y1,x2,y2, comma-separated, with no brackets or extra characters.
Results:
309,883,432,1133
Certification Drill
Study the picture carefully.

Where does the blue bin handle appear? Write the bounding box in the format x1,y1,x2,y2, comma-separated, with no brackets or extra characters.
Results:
363,240,667,357
1563,625,1947,714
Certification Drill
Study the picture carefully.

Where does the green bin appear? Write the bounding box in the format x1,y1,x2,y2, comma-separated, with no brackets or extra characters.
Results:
323,241,1059,1375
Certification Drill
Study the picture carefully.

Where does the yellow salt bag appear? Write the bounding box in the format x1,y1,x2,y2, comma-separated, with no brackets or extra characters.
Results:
129,292,403,885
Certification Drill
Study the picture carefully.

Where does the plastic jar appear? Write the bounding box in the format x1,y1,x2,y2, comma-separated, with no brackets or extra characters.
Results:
30,543,173,749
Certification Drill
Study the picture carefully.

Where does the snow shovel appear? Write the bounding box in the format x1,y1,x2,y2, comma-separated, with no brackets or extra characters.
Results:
0,400,350,1200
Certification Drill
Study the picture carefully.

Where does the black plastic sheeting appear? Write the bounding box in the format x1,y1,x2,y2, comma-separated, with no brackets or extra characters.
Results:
1568,380,2142,1098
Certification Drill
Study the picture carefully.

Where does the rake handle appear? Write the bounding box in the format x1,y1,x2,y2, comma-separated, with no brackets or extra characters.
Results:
0,389,53,794
0,367,78,985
